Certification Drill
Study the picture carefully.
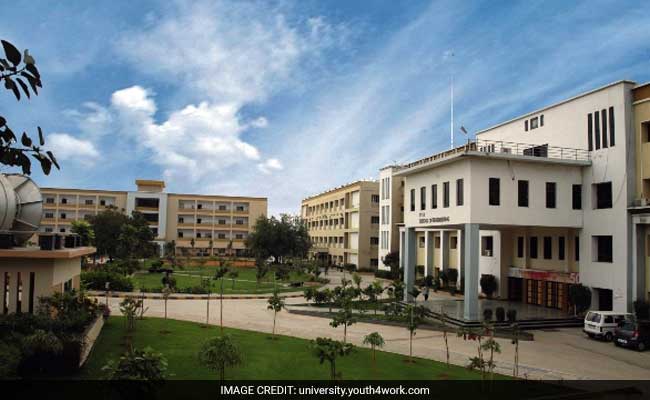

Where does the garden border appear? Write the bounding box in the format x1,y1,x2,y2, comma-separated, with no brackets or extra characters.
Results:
87,290,304,300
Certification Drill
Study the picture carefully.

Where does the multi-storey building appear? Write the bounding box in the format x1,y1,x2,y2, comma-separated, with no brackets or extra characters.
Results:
39,179,267,256
380,80,650,320
301,181,380,270
378,167,404,269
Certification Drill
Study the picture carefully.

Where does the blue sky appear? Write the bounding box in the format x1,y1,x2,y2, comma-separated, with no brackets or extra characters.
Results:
1,0,649,215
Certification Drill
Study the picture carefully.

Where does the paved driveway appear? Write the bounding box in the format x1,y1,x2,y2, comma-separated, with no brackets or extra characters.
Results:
101,294,650,380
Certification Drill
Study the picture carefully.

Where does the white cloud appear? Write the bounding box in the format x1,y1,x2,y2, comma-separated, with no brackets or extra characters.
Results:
47,133,100,165
63,102,113,138
258,158,283,174
249,117,268,129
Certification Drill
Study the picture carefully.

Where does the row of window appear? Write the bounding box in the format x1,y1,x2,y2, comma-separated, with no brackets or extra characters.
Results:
380,177,391,200
45,197,113,206
404,178,615,213
178,217,247,225
177,231,247,240
409,179,464,211
524,114,545,131
178,202,248,211
587,107,615,151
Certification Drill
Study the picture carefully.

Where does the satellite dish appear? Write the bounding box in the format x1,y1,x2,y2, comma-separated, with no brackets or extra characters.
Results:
0,173,43,246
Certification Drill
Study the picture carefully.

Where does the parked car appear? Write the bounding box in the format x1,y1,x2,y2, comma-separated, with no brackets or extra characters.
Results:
583,311,631,341
613,320,650,351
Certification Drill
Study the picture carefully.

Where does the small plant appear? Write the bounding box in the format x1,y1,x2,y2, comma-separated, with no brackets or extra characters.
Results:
483,308,493,322
198,335,243,382
311,337,354,380
267,289,286,338
330,296,356,343
480,274,497,298
495,307,506,323
506,309,517,322
362,332,385,367
119,297,143,333
103,347,168,381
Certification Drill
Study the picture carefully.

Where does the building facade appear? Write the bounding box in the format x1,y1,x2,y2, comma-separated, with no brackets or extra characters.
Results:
39,180,267,256
378,167,404,269
380,80,650,320
301,181,380,270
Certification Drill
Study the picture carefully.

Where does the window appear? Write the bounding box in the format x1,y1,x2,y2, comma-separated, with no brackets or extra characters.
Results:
609,107,615,146
418,236,425,248
235,234,244,240
410,189,415,211
456,179,464,206
236,205,245,211
543,237,552,260
371,237,379,245
60,213,67,219
529,237,538,259
587,113,594,151
371,194,380,203
61,198,67,204
643,121,650,143
235,219,244,225
443,182,450,208
525,120,529,131
178,231,184,238
100,199,106,206
489,178,500,206
601,109,608,148
517,237,524,258
594,182,613,209
450,236,458,249
371,216,379,224
572,184,582,210
481,236,494,256
558,237,565,260
44,227,53,233
546,182,556,209
46,197,55,204
575,236,580,261
434,237,441,248
530,117,539,130
420,186,426,210
518,180,529,207
540,114,544,126
178,217,184,223
45,212,54,219
594,235,613,263
85,199,93,205
219,205,227,211
594,111,601,150
197,218,202,224
197,203,203,209
431,184,438,209
59,228,66,233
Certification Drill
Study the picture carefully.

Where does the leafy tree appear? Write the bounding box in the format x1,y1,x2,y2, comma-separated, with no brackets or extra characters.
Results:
119,297,142,334
117,211,156,261
198,335,243,381
362,332,384,366
311,337,354,380
352,273,362,291
314,289,334,312
363,280,384,316
245,214,311,263
71,219,94,246
382,251,400,279
254,256,269,287
480,274,498,298
0,39,59,175
267,289,285,338
88,206,129,261
102,347,168,381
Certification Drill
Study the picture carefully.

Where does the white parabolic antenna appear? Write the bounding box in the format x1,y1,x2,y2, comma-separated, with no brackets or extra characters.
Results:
0,173,43,245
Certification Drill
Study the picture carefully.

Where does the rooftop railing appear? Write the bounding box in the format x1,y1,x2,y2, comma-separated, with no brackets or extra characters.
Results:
399,139,590,171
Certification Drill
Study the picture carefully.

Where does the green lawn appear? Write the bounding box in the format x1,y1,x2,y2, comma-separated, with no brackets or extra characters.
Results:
133,267,318,294
79,317,491,380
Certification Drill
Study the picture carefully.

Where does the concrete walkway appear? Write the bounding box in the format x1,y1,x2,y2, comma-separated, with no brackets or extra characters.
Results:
101,295,650,380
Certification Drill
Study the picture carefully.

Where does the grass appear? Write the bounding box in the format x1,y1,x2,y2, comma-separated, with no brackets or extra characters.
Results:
79,316,493,380
132,267,318,294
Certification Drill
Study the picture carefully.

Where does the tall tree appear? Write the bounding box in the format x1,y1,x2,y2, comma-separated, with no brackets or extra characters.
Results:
71,219,95,246
89,206,128,261
117,211,156,261
0,39,59,175
245,214,311,263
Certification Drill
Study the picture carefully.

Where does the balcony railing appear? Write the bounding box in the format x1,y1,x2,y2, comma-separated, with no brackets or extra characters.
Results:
399,139,590,171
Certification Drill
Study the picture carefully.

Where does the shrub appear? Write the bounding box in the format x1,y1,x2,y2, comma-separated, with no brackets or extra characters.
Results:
82,271,134,292
480,274,497,298
447,269,458,285
0,340,21,379
103,347,168,381
483,308,493,321
506,309,517,322
343,263,356,273
633,300,650,320
374,269,394,280
495,307,506,322
568,284,592,314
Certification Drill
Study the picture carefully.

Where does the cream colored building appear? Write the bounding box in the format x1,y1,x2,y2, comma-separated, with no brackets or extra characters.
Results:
39,180,267,257
380,80,650,320
301,181,380,270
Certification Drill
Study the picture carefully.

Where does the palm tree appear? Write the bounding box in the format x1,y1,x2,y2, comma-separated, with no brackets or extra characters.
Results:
197,335,243,381
267,289,285,338
362,332,385,367
311,337,354,380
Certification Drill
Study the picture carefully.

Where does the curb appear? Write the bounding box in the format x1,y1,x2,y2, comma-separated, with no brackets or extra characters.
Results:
88,290,304,300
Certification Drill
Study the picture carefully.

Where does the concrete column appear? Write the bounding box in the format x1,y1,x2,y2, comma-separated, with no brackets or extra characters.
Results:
464,223,480,321
632,222,647,302
457,229,464,287
424,231,434,277
403,228,417,302
441,230,449,271
399,229,405,270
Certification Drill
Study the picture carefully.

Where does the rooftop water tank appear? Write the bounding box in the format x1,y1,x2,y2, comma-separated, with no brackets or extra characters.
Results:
0,173,43,246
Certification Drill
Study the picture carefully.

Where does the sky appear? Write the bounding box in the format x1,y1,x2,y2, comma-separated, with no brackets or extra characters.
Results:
1,0,649,215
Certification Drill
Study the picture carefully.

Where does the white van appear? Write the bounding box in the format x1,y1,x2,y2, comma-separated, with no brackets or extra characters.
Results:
583,311,631,341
